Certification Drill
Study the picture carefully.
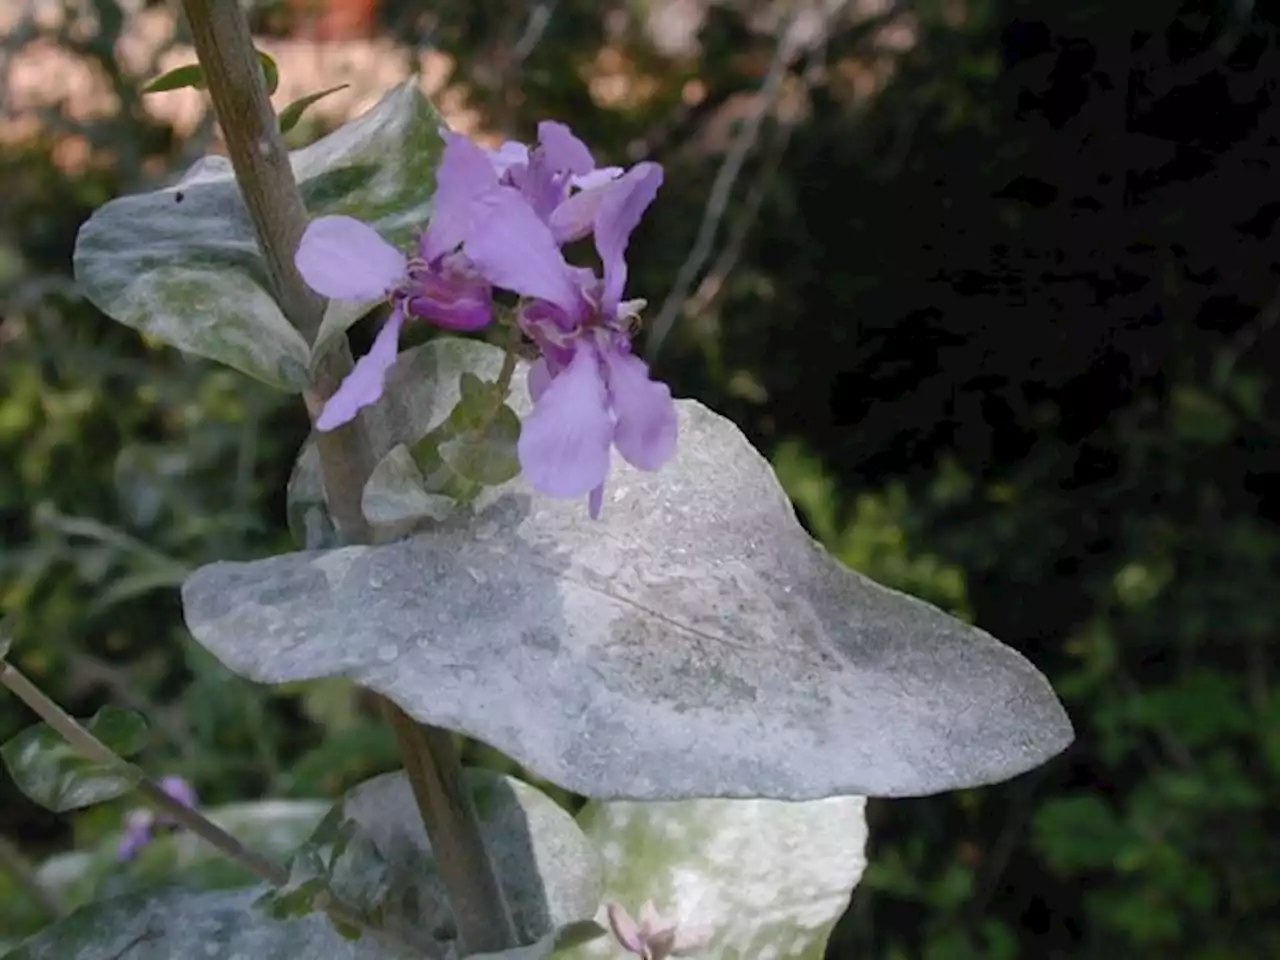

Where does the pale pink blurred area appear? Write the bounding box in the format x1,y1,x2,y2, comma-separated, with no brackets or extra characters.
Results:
0,0,482,171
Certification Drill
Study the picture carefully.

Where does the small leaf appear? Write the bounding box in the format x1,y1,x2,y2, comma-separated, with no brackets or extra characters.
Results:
437,402,522,487
280,84,351,134
258,49,280,96
1,707,148,812
141,63,206,94
560,797,868,959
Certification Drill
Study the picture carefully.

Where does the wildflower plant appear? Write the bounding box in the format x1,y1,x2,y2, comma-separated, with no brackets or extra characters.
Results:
0,2,1073,958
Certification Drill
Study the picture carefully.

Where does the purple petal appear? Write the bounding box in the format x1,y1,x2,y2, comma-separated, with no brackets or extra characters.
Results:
602,346,678,470
465,190,584,319
588,482,605,520
527,357,553,402
315,306,406,431
594,162,664,314
159,775,197,810
606,902,647,954
537,121,596,175
517,343,613,497
422,132,504,261
117,810,154,861
571,166,624,190
488,140,529,178
548,184,610,245
296,216,406,301
406,253,492,331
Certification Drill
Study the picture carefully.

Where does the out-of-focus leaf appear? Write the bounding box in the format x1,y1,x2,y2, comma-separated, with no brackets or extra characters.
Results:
280,85,352,134
1,707,148,812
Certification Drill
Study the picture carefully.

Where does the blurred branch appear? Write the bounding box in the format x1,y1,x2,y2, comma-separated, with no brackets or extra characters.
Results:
646,0,913,359
682,111,795,319
647,1,826,359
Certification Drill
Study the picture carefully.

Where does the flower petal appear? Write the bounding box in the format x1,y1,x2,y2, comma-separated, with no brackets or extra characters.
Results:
527,356,553,402
422,131,504,261
571,166,624,190
537,121,596,174
602,346,678,471
488,140,529,178
406,253,492,331
548,183,610,245
315,306,406,431
594,162,664,314
517,343,613,497
606,902,646,954
296,216,406,301
465,190,584,318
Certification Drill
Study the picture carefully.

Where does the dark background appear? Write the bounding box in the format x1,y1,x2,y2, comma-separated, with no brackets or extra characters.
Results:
1,0,1277,956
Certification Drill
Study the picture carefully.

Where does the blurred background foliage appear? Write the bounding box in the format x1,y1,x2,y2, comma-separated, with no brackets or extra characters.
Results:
1,0,1278,955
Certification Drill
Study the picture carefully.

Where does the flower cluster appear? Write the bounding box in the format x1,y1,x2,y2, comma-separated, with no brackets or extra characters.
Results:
116,775,198,861
296,122,677,518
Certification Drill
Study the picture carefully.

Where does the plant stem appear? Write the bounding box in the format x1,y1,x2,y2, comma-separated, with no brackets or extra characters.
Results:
180,0,372,543
180,1,518,951
0,660,286,886
382,700,517,952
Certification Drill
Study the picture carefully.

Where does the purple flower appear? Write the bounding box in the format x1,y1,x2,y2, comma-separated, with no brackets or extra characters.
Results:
296,132,503,431
463,160,677,518
116,775,198,862
487,121,625,245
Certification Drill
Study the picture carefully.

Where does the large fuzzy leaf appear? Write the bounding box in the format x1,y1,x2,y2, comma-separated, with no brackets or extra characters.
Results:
185,338,1072,801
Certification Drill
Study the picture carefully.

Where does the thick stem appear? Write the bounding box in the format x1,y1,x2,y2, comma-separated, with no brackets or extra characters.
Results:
382,700,517,952
180,1,517,951
180,0,372,542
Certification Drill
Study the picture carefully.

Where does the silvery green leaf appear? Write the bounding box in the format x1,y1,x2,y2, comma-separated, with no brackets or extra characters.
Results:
72,82,444,391
560,797,866,959
184,338,1072,801
302,769,600,949
1,707,147,813
1,885,402,959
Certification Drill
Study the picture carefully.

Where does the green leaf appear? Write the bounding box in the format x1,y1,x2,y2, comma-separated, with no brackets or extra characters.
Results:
142,52,276,96
278,769,602,946
73,82,446,391
279,84,351,134
258,50,280,96
1,707,148,812
2,885,404,959
559,796,868,960
141,63,207,94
